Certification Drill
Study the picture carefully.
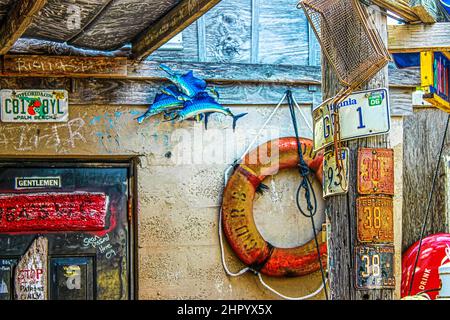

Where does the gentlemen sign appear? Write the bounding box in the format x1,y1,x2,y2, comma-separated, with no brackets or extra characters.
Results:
0,89,68,123
15,177,61,190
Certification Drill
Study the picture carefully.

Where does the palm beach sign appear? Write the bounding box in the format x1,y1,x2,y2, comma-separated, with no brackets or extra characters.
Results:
0,89,68,123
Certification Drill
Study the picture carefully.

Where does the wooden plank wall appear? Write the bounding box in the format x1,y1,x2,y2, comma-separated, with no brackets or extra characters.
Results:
402,107,450,251
148,0,321,66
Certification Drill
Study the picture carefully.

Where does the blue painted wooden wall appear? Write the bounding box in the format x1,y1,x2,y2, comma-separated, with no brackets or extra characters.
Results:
149,0,321,67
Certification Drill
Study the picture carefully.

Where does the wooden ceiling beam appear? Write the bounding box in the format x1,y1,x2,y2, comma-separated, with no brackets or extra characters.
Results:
0,0,47,56
371,0,421,22
131,0,222,61
388,22,450,53
409,0,448,23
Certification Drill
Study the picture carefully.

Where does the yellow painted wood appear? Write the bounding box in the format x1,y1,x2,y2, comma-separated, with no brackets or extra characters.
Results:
420,51,434,92
424,93,450,113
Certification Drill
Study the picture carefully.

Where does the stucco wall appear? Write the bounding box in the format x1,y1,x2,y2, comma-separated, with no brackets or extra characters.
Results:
0,104,404,299
0,103,333,299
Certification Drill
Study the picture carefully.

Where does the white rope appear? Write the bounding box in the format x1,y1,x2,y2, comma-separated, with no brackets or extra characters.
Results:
218,204,250,277
238,93,287,162
258,273,328,300
291,95,313,134
218,92,328,299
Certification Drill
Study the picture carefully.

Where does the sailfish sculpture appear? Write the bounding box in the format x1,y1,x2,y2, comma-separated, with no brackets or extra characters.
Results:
136,64,247,130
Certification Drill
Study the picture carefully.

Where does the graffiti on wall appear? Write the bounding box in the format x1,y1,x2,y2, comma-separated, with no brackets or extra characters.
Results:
14,237,48,300
83,233,116,259
0,193,108,232
0,118,86,152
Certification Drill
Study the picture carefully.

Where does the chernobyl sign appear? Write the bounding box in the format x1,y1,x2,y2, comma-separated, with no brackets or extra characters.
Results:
15,177,61,190
0,89,68,123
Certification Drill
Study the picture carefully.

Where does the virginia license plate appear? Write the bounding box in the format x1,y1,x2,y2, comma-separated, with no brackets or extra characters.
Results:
357,196,394,243
313,88,390,152
358,148,394,195
323,147,350,197
355,245,395,289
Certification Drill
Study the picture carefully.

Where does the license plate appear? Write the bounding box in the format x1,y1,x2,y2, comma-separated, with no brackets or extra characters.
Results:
357,196,394,243
313,88,390,152
358,148,394,195
355,245,395,289
323,147,350,197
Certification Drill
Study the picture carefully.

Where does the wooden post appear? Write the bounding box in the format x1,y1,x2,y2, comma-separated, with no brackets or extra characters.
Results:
323,6,394,300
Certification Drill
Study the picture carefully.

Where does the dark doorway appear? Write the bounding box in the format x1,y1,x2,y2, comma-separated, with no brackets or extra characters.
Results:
0,161,136,300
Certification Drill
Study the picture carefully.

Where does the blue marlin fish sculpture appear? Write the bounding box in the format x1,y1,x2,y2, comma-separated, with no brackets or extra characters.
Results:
136,89,184,124
136,64,247,130
160,64,207,98
165,94,247,130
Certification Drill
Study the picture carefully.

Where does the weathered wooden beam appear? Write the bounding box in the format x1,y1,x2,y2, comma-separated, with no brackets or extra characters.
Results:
132,0,222,61
325,7,395,300
10,39,131,57
0,0,47,55
409,0,448,23
2,55,128,78
371,0,421,22
0,54,419,89
388,65,421,87
388,23,450,53
128,60,322,84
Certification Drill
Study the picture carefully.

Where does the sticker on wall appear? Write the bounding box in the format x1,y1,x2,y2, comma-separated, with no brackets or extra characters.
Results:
14,237,48,300
323,147,350,197
0,89,68,123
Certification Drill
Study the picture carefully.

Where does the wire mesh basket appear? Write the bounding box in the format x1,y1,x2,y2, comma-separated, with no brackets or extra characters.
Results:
299,0,391,91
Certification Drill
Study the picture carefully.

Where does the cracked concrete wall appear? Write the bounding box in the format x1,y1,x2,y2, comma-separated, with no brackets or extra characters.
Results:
0,103,353,299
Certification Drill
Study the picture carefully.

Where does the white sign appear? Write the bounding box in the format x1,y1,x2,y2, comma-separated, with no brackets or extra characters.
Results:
0,89,68,123
15,177,61,190
313,88,390,152
323,147,350,198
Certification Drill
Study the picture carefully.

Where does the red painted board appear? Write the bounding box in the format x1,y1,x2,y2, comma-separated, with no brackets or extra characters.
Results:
0,193,108,232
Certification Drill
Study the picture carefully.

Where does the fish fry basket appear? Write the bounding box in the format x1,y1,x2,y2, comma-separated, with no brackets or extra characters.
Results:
299,0,391,92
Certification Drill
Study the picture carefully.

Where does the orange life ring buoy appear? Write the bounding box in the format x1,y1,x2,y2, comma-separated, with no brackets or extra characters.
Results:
221,137,327,277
